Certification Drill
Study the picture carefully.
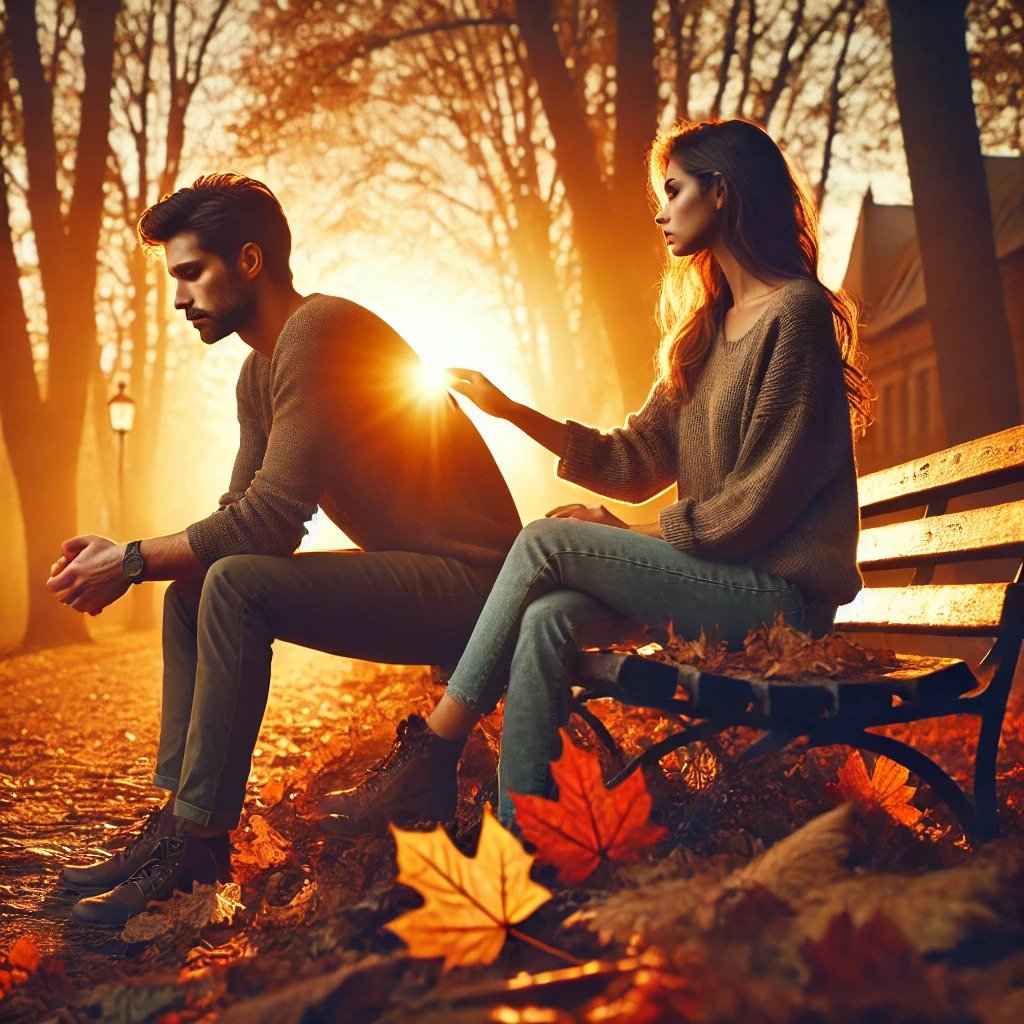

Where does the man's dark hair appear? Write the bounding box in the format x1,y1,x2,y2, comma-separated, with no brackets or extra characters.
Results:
138,173,293,285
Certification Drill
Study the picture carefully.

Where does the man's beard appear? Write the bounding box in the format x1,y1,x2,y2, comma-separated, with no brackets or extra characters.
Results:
199,280,258,344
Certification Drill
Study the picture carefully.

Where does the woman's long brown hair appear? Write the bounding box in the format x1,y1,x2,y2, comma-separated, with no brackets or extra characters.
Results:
650,119,874,440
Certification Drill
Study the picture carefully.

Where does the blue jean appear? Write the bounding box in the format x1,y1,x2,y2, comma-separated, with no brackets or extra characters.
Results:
444,518,834,826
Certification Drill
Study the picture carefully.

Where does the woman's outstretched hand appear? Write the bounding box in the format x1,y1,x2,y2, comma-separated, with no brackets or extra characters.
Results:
445,368,515,419
545,504,628,529
447,368,568,457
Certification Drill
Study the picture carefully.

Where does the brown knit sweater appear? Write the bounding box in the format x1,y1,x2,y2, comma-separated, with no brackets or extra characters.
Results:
558,279,862,606
186,294,522,574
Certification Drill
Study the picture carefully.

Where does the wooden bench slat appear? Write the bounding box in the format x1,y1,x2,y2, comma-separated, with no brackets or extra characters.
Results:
835,583,1020,635
858,424,1024,516
856,499,1024,570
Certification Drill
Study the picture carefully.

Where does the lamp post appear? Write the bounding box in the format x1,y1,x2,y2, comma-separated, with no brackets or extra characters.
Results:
106,380,136,534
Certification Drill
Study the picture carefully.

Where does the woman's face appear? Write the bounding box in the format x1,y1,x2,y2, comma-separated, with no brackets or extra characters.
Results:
655,156,722,258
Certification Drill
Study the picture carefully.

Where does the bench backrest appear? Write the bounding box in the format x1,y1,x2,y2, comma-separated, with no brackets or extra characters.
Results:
836,425,1024,637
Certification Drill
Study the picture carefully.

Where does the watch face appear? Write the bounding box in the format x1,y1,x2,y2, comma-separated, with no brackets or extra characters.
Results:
124,553,145,579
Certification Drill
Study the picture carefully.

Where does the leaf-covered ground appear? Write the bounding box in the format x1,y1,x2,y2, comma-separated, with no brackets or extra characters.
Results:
1,631,1023,1023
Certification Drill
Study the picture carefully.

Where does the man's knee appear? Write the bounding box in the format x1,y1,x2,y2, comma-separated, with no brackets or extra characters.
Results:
164,577,202,623
199,554,272,610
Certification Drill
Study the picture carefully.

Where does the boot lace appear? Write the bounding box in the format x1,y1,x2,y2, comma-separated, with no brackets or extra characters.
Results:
129,837,185,898
121,802,171,859
366,718,417,774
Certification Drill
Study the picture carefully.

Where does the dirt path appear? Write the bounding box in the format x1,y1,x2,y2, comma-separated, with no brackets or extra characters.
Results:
0,633,438,970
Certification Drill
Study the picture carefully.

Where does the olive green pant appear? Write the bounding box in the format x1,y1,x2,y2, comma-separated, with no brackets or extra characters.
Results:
152,550,494,829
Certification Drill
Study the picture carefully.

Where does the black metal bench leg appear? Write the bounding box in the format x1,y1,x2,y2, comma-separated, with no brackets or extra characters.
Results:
608,720,728,788
806,729,983,845
973,705,1004,840
572,702,619,756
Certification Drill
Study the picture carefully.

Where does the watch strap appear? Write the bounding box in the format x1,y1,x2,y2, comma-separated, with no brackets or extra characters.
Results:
123,540,146,584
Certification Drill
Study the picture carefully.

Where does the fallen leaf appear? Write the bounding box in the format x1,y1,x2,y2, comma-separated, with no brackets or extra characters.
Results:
6,935,41,973
233,815,291,874
660,624,729,673
512,729,667,884
385,806,553,969
802,909,950,1015
259,777,286,807
120,881,244,943
644,613,899,681
741,614,900,679
797,863,1003,956
257,877,318,929
728,804,853,903
834,750,923,827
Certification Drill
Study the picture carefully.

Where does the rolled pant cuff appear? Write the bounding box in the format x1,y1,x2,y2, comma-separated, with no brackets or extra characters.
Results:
443,683,494,715
173,796,240,831
153,772,179,791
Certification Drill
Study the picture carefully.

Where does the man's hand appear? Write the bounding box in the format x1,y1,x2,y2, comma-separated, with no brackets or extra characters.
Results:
45,535,131,615
545,504,628,529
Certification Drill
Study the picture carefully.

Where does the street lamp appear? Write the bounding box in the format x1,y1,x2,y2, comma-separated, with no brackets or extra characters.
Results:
107,380,135,534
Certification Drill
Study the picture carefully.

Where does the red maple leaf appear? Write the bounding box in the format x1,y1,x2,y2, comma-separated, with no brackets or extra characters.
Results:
511,729,667,883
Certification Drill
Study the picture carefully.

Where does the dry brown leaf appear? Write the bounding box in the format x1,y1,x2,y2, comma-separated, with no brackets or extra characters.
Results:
798,863,1003,956
259,777,286,808
257,876,318,929
659,624,729,672
120,881,244,943
636,614,899,683
741,614,900,680
233,814,291,873
385,806,553,969
727,804,853,903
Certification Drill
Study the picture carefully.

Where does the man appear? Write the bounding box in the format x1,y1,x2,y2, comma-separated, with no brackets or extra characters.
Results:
47,174,521,926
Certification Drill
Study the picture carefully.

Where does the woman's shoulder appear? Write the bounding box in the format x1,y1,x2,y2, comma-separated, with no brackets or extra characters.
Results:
774,277,834,321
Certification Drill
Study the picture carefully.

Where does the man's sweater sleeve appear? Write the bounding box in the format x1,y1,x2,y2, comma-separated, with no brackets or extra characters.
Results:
658,298,845,557
556,379,678,503
186,311,331,567
214,360,267,511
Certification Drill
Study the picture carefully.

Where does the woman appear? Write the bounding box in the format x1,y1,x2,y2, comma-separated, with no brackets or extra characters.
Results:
317,117,873,833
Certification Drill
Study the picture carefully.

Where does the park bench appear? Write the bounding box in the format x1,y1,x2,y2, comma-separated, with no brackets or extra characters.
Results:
572,424,1024,845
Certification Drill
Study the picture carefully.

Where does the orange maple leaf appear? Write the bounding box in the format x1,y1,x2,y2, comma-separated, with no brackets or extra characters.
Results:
6,936,40,973
0,936,42,1003
834,750,923,827
511,729,667,884
385,806,554,969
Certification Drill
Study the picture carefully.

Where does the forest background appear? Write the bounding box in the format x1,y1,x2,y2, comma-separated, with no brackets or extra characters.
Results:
0,0,1021,652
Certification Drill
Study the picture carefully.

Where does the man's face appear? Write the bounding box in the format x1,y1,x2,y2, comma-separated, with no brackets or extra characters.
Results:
165,232,257,345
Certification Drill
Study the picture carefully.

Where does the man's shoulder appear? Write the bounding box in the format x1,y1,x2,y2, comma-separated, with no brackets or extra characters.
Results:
281,293,391,339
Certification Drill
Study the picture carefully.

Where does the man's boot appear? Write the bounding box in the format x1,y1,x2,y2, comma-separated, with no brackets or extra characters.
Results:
71,828,232,928
60,800,175,895
316,714,460,836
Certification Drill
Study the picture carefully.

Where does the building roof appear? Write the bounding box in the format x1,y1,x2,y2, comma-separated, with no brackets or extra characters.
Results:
840,155,1024,339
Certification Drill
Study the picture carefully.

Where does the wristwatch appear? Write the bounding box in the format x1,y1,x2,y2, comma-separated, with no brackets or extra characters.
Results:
123,540,146,584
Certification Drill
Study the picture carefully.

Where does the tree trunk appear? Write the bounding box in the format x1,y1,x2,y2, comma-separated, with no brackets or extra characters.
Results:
515,0,662,408
888,0,1021,443
0,0,121,649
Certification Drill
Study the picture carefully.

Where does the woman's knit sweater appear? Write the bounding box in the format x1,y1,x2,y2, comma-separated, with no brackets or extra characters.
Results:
558,278,862,607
